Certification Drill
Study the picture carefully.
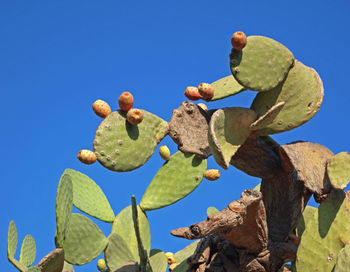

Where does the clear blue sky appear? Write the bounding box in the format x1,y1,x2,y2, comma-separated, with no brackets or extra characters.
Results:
1,1,349,271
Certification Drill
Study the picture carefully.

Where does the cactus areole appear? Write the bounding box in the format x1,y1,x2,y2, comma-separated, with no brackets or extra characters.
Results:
7,31,350,272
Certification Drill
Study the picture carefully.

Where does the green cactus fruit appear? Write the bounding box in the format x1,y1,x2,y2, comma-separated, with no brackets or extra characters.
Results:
210,75,246,101
62,261,74,272
105,233,135,271
208,107,257,169
97,258,106,271
206,207,219,216
111,204,151,261
172,241,200,272
93,110,169,172
159,145,171,161
334,244,350,272
56,173,73,248
295,190,350,271
7,220,18,259
26,267,41,272
63,169,115,222
37,248,64,272
63,213,108,265
251,60,324,135
327,152,350,190
249,101,285,130
19,234,36,267
230,35,294,92
140,151,207,211
149,250,168,272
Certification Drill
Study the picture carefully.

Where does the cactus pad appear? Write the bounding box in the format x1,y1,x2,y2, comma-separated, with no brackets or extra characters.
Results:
63,169,115,222
210,75,246,101
63,213,108,265
93,110,168,172
208,107,257,169
249,101,285,130
105,233,135,271
56,173,73,248
111,205,151,260
149,250,168,272
19,234,36,267
27,267,41,272
251,60,324,135
7,220,17,259
327,152,350,190
334,244,350,272
206,207,219,216
37,248,64,272
295,190,350,271
62,261,74,272
140,151,207,211
230,35,294,92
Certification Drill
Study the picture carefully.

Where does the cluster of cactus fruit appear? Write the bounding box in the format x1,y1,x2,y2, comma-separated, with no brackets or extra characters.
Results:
7,31,350,272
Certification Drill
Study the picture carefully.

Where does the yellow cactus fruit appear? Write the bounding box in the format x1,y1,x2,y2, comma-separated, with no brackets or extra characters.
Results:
97,258,106,271
126,108,143,125
204,169,220,181
77,149,97,165
92,99,111,118
165,252,176,264
198,83,214,101
159,145,171,161
231,31,247,50
169,263,178,271
197,103,208,111
118,91,134,112
184,86,202,101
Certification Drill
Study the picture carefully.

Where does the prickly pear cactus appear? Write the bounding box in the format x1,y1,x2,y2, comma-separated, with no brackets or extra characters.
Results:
327,152,350,190
207,206,219,216
93,110,168,172
37,248,65,272
334,244,350,272
7,220,17,260
208,107,257,169
19,234,36,267
230,35,294,92
172,241,200,272
140,151,207,211
210,75,246,101
149,250,168,272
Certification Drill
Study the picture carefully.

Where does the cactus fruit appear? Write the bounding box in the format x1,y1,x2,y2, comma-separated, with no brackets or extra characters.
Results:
327,152,350,190
198,83,214,101
77,149,97,165
210,75,246,101
204,169,220,181
184,86,202,100
165,252,176,264
126,108,143,125
197,103,207,111
92,99,111,118
159,145,171,161
97,259,106,271
231,31,247,50
118,91,134,111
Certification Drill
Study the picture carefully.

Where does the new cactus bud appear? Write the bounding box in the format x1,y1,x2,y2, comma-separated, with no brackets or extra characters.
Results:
92,99,111,118
231,31,247,50
198,83,214,101
197,103,208,111
118,91,134,111
159,145,171,161
204,169,220,181
97,258,106,271
126,108,143,125
184,86,202,101
77,149,97,165
169,263,178,271
165,252,176,264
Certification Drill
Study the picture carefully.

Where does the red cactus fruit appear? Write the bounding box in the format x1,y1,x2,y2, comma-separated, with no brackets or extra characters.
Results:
231,31,247,50
184,86,202,101
118,92,134,111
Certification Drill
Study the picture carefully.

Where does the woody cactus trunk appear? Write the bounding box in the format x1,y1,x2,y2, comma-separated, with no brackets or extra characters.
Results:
7,32,350,272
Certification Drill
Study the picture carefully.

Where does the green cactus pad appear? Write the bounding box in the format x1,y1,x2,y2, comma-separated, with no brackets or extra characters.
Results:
327,152,350,190
206,207,219,216
149,250,167,272
140,151,207,211
111,205,151,261
63,169,115,222
56,173,73,248
210,75,246,101
19,235,36,267
249,101,285,130
62,261,74,272
63,213,108,265
26,267,41,272
173,241,200,272
105,233,135,271
7,221,17,259
208,107,257,169
251,60,324,135
37,248,64,272
230,35,294,92
8,257,27,272
295,190,350,271
296,205,317,237
93,110,169,172
334,244,350,272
